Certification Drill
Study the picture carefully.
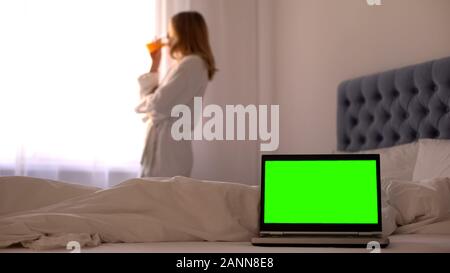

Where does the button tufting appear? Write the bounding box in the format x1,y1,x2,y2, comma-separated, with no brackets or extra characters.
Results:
344,138,351,145
393,90,400,98
338,58,450,152
431,84,438,92
376,135,383,142
433,130,440,137
359,136,366,144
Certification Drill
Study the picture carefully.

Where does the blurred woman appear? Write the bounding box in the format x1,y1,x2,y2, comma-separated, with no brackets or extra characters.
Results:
135,11,216,178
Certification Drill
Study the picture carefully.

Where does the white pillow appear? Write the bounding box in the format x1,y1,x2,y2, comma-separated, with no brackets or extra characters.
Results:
335,141,419,180
412,139,450,181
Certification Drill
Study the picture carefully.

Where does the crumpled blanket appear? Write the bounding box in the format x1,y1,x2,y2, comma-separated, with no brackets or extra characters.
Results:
381,177,450,235
0,176,259,250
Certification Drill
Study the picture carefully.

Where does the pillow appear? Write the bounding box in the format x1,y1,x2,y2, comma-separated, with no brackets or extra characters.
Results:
412,139,450,181
335,141,419,180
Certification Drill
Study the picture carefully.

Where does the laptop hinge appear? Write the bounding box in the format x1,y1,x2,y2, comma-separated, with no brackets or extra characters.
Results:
261,231,383,236
261,231,364,236
261,231,284,236
357,232,382,236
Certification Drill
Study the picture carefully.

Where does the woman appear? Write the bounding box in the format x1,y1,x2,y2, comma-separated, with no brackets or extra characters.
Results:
135,11,216,178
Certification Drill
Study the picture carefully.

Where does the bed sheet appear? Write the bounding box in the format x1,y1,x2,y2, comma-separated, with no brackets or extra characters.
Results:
1,234,449,253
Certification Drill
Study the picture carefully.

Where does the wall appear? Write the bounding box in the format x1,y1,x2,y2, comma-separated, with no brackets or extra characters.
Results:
274,0,450,154
160,0,450,185
187,0,262,185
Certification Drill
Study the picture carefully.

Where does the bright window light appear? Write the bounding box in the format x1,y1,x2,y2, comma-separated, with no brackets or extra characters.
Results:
0,0,156,186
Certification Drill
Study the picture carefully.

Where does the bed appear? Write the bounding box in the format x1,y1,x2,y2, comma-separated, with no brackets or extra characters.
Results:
2,234,450,253
1,56,450,253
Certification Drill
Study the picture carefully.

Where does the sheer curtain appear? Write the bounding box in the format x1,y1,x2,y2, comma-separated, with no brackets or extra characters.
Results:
0,0,157,187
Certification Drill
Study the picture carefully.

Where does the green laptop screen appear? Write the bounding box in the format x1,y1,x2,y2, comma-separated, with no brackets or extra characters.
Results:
264,160,379,224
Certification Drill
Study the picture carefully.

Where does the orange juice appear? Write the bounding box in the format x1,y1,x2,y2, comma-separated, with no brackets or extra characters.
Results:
146,37,168,54
147,40,163,53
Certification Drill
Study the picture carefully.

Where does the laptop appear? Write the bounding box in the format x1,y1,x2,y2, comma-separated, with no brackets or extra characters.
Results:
251,154,390,248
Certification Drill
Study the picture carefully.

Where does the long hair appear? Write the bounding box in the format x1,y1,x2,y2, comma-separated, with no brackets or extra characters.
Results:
170,11,217,80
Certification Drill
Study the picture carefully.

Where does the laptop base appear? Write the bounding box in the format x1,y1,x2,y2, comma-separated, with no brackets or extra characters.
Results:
251,236,390,248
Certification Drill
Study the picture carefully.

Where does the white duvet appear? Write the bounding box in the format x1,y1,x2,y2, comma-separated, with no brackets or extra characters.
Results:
0,176,449,250
381,177,450,235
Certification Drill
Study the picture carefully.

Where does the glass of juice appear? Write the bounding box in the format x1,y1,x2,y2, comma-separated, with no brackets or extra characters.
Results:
146,36,169,54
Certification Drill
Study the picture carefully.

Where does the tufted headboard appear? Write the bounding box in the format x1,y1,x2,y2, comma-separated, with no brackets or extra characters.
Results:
337,56,450,152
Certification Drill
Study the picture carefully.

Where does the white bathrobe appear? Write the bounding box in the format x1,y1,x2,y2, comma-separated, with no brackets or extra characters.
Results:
135,55,208,177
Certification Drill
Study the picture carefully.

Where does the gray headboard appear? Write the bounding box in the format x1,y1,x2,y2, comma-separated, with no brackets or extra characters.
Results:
337,56,450,152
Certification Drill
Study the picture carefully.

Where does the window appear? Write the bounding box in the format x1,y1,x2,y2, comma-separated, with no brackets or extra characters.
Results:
0,0,156,187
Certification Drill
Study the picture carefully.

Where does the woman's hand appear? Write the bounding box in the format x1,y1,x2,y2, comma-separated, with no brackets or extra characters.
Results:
150,39,162,73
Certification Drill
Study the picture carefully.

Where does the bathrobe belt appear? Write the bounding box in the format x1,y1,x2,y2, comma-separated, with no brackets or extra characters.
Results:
140,116,174,173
